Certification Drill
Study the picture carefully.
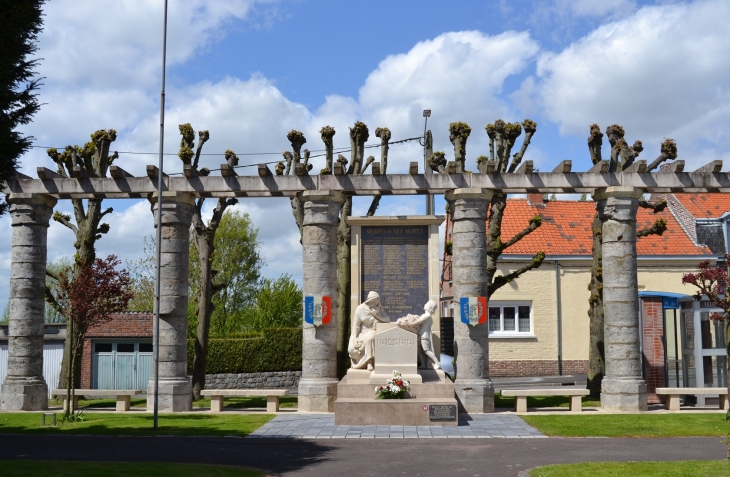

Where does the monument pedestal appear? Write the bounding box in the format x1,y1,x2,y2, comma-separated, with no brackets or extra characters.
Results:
335,369,457,426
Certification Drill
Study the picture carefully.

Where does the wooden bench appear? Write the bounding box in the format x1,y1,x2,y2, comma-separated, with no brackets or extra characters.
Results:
501,388,590,412
51,389,142,412
655,387,730,411
200,389,290,413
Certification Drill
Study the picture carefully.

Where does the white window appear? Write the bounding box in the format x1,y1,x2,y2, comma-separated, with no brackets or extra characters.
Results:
488,302,533,337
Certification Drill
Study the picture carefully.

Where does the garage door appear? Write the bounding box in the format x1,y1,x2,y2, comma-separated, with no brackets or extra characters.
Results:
92,341,153,391
0,342,63,398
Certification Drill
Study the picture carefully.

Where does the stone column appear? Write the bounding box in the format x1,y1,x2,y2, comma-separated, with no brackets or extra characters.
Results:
147,192,195,412
445,188,494,413
593,186,647,412
1,194,57,411
297,190,344,412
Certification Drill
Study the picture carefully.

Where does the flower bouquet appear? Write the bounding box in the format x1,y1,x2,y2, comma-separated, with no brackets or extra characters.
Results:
374,370,410,399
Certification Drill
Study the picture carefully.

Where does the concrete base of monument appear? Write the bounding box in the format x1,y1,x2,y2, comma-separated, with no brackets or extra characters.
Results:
334,369,457,426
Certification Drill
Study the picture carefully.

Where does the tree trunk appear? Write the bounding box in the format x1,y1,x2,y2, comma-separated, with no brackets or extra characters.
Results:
336,197,352,378
486,193,507,297
587,212,604,396
58,198,105,389
192,232,215,401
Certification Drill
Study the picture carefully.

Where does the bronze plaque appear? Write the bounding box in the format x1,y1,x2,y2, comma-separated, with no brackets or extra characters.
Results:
429,404,457,421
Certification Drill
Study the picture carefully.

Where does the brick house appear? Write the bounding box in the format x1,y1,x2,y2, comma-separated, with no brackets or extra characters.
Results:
79,312,153,390
440,194,716,402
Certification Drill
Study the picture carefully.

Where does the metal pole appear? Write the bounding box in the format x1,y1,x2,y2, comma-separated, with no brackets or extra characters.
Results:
153,0,169,431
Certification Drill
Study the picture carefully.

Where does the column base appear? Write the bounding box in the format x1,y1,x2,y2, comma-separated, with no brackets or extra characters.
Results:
601,377,647,412
454,378,494,413
0,378,48,411
146,378,192,412
298,378,337,412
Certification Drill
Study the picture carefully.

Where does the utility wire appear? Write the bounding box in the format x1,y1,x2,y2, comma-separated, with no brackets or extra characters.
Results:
28,135,423,158
31,135,425,176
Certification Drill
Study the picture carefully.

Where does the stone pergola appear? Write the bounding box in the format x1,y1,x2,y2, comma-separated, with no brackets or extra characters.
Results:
1,158,726,412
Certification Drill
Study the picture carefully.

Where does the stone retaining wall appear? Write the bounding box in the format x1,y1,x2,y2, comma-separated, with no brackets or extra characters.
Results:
204,371,301,390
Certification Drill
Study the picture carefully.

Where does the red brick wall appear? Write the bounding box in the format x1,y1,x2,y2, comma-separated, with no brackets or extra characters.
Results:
80,313,153,389
641,297,666,404
488,360,588,377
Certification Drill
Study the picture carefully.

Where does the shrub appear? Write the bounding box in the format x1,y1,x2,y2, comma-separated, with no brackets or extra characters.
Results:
188,327,302,374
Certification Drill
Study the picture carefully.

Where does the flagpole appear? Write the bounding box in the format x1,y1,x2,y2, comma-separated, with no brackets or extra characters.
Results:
153,0,169,431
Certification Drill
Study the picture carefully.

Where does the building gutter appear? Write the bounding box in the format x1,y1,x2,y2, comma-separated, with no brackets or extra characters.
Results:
499,254,717,262
555,260,563,376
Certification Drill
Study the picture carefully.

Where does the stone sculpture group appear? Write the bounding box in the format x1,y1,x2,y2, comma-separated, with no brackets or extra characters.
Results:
348,291,441,372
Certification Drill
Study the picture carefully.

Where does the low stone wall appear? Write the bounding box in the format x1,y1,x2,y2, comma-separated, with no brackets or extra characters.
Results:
204,371,301,390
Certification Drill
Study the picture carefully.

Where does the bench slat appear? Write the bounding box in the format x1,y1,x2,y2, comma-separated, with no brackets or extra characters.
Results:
656,387,728,395
501,388,590,397
51,389,141,396
200,389,289,397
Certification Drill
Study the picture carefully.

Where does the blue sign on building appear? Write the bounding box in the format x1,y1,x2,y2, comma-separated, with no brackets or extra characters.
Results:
662,297,679,309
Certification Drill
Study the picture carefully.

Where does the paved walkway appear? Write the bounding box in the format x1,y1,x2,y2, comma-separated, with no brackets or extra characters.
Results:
246,413,546,439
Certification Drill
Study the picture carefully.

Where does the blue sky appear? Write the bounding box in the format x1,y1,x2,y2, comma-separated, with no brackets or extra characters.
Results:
2,0,730,308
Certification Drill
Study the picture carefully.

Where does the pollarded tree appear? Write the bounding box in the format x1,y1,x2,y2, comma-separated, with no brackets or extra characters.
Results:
54,255,132,416
175,123,245,400
45,129,119,388
586,124,677,395
280,124,391,377
0,0,45,215
432,119,546,296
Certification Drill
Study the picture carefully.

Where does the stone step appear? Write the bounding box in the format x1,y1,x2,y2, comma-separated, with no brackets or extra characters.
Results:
334,397,459,426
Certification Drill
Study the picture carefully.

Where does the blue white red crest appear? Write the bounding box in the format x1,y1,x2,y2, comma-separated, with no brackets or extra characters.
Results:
459,296,487,325
304,295,331,326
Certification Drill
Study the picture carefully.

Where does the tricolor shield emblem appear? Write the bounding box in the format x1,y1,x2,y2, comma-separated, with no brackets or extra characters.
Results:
304,295,332,326
459,296,487,325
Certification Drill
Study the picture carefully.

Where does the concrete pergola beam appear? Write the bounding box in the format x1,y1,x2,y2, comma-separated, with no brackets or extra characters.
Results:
5,169,730,198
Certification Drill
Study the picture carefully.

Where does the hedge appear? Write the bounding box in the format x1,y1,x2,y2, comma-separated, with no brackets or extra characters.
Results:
187,327,302,374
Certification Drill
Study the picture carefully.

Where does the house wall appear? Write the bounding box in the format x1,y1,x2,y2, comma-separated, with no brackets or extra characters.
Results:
79,313,152,389
486,258,703,377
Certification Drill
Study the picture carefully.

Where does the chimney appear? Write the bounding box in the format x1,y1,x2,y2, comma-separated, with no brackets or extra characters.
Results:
527,193,545,207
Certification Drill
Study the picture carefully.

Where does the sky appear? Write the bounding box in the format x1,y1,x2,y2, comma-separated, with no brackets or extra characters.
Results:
2,0,730,308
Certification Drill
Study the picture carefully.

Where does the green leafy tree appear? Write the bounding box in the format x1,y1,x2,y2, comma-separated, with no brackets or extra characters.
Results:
125,235,155,313
236,275,303,333
0,0,45,215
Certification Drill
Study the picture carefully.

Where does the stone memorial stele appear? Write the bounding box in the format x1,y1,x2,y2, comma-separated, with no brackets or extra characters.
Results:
369,325,421,384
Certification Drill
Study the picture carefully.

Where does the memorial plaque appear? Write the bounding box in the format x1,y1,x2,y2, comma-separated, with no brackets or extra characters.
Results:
361,225,428,318
429,404,457,421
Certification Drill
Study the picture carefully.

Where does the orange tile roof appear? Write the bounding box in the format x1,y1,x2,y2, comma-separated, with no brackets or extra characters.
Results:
497,199,710,256
671,193,730,219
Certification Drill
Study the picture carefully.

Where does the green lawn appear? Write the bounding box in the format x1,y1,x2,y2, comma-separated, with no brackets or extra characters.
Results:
0,412,273,437
1,461,264,477
522,413,730,437
50,395,298,410
529,460,730,477
494,394,601,409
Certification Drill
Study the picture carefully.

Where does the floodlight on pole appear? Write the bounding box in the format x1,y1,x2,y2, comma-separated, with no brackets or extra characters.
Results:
423,109,434,215
153,0,169,431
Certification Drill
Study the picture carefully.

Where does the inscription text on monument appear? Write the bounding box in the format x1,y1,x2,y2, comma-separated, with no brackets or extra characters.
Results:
361,225,428,318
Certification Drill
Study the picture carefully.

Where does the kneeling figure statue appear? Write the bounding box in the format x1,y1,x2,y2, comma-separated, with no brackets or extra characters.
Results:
348,291,391,370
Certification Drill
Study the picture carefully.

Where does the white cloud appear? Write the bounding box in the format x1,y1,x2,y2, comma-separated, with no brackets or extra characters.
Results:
37,0,277,88
357,30,540,169
528,0,730,166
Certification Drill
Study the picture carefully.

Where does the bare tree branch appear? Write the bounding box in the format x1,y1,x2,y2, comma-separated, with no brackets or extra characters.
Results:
639,198,667,213
491,252,546,294
587,124,603,165
637,218,668,238
500,216,543,252
52,211,78,234
508,119,536,173
646,139,678,172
